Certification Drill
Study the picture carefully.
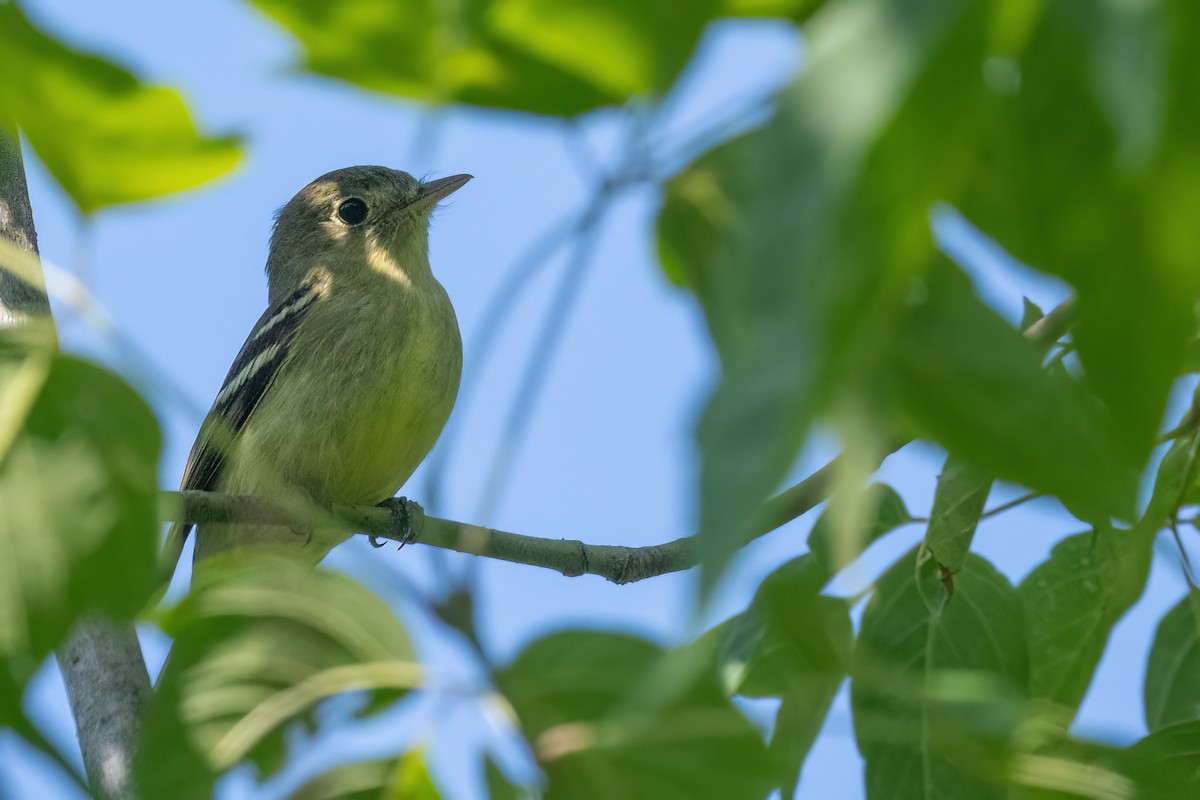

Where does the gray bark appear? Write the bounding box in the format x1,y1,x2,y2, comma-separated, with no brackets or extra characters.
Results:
0,126,150,799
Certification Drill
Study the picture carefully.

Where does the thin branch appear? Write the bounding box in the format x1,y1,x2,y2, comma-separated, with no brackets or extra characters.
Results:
168,449,846,586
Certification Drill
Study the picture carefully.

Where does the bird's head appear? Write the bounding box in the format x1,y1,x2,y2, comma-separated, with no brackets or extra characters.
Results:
265,166,471,302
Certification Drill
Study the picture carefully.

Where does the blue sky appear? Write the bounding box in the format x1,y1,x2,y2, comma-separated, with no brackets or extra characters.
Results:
2,2,1192,798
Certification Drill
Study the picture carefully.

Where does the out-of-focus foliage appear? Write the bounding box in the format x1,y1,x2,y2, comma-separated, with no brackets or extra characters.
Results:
1145,592,1200,731
1,0,1200,797
658,0,1200,589
136,557,419,799
496,630,774,800
250,0,825,117
0,352,159,700
0,2,241,213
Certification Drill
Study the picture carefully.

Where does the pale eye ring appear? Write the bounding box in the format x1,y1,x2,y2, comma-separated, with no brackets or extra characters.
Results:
337,198,368,225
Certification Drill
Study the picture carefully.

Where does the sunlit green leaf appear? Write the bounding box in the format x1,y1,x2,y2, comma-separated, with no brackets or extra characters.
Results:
852,552,1028,800
490,0,721,98
0,4,241,213
1144,591,1200,731
1017,525,1151,714
252,0,612,116
137,557,417,797
497,630,772,800
0,354,160,688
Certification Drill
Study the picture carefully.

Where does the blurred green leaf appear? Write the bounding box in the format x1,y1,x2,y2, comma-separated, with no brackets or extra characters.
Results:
806,482,911,578
484,757,525,800
0,3,241,213
1144,591,1200,731
730,556,850,797
0,354,160,693
852,552,1028,800
289,749,442,800
1017,525,1151,713
960,2,1200,470
137,557,418,797
658,0,996,593
497,630,772,800
891,261,1133,522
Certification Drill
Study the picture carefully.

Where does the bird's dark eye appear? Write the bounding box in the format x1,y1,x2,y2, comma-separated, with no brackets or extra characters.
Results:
337,198,368,225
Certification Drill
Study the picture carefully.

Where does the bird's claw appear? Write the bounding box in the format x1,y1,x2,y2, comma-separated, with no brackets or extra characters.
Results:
373,496,424,551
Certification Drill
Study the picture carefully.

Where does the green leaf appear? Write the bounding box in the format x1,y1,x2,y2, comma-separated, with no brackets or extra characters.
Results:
1125,720,1200,799
806,483,911,578
852,551,1028,800
657,0,1011,592
1144,591,1200,731
916,456,992,613
496,630,773,800
137,557,418,797
1017,526,1151,713
0,354,160,690
736,557,851,798
289,750,442,800
253,0,618,116
0,4,241,213
891,261,1133,522
489,0,721,98
960,2,1200,470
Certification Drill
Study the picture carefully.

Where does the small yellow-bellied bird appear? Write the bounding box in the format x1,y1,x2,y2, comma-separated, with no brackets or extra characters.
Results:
163,166,470,571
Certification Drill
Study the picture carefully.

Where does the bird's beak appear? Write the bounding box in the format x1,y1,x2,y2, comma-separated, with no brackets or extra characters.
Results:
418,174,473,205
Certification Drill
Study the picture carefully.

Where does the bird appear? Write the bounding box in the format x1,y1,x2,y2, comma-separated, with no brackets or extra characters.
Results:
163,165,469,572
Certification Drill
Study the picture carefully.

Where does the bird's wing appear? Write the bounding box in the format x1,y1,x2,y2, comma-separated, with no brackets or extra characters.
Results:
161,276,327,574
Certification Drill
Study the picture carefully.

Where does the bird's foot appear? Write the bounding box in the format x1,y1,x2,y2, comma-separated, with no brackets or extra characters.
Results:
370,496,425,550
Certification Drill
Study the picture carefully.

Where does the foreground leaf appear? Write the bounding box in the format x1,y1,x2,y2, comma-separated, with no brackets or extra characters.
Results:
137,557,418,797
0,4,241,213
1144,591,1200,731
497,630,772,800
660,0,993,591
252,0,609,116
892,261,1132,523
0,354,160,688
852,552,1028,800
732,557,851,797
